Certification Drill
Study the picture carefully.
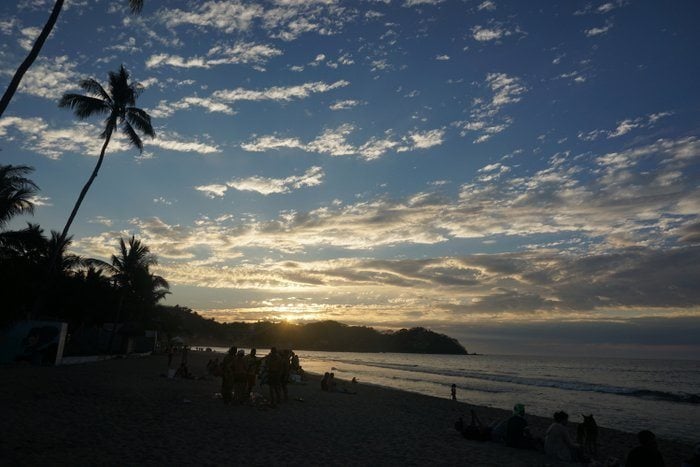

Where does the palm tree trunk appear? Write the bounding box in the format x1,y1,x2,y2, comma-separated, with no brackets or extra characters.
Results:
0,0,64,118
32,127,112,318
58,126,113,247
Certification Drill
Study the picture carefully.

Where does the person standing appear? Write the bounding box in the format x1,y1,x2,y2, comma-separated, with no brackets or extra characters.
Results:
221,346,236,405
265,347,283,407
233,349,248,404
245,348,259,397
451,384,457,400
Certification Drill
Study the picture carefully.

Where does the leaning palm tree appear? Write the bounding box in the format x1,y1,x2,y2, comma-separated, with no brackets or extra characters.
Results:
0,0,145,119
0,164,38,229
56,65,155,253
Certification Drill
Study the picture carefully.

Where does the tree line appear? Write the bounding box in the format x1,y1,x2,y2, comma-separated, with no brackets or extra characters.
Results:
1,164,169,331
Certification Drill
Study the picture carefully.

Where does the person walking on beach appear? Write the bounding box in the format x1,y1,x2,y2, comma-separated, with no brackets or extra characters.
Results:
451,384,457,400
265,347,283,407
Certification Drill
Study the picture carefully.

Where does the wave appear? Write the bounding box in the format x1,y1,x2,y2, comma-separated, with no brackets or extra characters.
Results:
321,358,700,405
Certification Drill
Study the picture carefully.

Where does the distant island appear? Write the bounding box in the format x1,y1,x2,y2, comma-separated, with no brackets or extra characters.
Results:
162,306,469,355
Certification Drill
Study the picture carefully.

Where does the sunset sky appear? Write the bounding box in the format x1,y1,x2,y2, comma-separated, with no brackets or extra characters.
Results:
2,0,699,358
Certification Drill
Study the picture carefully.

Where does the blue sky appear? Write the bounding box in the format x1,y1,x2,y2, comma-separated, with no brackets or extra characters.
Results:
2,0,699,358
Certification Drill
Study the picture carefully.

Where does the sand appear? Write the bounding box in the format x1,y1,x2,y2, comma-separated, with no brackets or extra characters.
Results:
0,351,693,466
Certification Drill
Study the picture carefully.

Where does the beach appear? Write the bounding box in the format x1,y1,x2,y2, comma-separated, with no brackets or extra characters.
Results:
1,352,693,466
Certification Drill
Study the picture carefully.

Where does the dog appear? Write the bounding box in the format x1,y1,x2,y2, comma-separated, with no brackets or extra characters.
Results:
577,414,598,456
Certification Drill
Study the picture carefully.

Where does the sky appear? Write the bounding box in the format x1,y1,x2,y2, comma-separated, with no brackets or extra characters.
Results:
1,0,699,358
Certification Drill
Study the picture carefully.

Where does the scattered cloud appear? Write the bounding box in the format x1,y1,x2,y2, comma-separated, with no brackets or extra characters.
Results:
0,116,221,159
146,41,282,69
196,166,325,197
242,125,445,160
454,72,527,143
152,80,349,117
585,21,613,37
578,112,673,141
329,99,361,110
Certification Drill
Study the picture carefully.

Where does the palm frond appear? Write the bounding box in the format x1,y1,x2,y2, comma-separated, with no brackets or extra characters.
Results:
121,120,143,151
59,94,111,119
129,0,144,14
125,107,155,138
108,65,136,107
79,78,112,103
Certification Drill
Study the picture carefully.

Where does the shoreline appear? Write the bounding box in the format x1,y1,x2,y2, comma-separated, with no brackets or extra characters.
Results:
1,352,693,466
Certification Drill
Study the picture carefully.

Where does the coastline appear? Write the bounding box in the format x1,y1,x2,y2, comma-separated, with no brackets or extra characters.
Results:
1,352,693,466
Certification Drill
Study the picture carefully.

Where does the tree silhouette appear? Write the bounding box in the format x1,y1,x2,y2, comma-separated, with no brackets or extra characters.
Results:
0,164,38,229
0,0,145,118
108,236,170,314
56,65,155,262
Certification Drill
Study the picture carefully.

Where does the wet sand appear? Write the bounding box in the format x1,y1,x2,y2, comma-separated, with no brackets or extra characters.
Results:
0,352,693,466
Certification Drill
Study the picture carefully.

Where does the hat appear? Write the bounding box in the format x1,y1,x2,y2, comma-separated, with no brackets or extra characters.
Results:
513,404,525,416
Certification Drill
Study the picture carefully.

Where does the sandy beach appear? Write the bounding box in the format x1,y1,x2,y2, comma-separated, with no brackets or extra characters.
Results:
1,352,693,466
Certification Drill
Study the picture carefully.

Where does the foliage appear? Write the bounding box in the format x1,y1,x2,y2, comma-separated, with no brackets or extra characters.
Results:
155,308,468,355
0,164,38,229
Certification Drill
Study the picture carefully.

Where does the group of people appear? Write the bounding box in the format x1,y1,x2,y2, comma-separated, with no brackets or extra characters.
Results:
214,346,303,407
454,403,695,466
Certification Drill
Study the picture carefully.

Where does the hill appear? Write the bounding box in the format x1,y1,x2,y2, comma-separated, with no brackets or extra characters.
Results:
158,305,468,355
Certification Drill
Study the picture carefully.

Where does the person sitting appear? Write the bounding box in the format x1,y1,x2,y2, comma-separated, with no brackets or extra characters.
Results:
545,411,584,462
174,362,191,379
505,403,538,450
461,409,492,441
626,430,665,467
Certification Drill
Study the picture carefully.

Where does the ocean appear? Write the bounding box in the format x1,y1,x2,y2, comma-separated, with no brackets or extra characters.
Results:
254,350,699,443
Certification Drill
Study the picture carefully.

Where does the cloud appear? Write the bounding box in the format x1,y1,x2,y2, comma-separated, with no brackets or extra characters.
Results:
477,1,496,11
329,99,361,110
472,25,507,41
407,129,445,149
153,80,349,117
158,0,355,42
242,125,446,160
13,55,79,100
403,0,444,6
0,116,220,159
146,41,282,69
74,218,700,320
585,21,613,37
578,112,673,141
160,1,264,33
454,72,527,143
196,166,325,197
150,131,221,154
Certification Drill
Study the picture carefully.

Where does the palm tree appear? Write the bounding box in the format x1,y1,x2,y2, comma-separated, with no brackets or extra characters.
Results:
0,164,38,229
109,236,170,309
92,236,168,351
56,65,155,255
0,0,145,119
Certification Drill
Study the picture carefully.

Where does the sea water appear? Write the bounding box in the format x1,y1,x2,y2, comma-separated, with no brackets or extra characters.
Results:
290,351,699,443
